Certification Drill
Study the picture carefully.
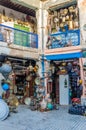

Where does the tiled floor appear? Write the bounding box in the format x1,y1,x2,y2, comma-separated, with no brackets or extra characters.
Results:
0,105,86,130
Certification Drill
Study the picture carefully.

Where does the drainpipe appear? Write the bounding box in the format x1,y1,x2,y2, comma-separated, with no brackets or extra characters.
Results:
41,2,45,86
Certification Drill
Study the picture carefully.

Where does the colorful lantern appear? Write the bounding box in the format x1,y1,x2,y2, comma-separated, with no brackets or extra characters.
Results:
47,103,53,110
79,79,82,84
2,83,9,91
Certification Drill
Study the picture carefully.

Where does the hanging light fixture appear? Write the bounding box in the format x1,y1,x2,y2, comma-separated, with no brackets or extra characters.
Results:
0,59,12,79
27,61,33,72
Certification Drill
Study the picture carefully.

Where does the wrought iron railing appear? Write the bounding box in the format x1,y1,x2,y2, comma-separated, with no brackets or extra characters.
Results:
47,29,80,49
0,24,38,48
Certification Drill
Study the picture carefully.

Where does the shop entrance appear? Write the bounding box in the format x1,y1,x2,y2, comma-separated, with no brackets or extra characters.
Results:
15,74,26,97
59,74,69,105
15,74,34,99
49,59,81,105
0,55,37,104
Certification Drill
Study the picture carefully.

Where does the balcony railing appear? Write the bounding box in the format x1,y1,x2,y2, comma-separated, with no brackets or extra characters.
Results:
0,24,38,48
47,29,80,49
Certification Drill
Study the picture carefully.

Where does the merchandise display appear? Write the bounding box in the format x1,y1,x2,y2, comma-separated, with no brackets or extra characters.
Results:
47,59,82,104
46,3,80,49
0,0,86,121
47,4,79,34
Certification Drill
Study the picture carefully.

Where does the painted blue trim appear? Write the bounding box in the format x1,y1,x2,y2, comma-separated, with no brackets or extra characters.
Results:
45,52,82,60
41,55,45,76
36,35,38,48
50,29,80,48
51,29,80,36
0,24,37,35
0,24,38,48
41,54,45,86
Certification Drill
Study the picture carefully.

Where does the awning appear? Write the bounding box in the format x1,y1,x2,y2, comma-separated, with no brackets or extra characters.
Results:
45,52,82,60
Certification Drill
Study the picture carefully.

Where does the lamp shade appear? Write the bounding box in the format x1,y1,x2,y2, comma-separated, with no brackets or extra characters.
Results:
0,99,9,121
0,64,12,74
2,83,9,91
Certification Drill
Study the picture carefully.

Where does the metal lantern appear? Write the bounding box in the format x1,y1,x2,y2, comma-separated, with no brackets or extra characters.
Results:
2,83,9,91
24,97,31,105
0,99,9,121
35,77,40,85
27,62,33,72
0,63,12,79
26,75,32,81
1,63,12,73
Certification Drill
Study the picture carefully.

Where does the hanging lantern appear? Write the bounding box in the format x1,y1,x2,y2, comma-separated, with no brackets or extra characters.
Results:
26,75,32,81
62,62,66,66
35,77,40,85
79,79,82,84
0,63,12,79
24,97,31,105
2,83,9,91
27,62,33,72
0,99,9,121
0,63,12,74
33,65,39,72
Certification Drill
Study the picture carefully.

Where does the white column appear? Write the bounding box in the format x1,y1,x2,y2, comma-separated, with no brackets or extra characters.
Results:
78,0,86,105
78,0,86,46
36,2,48,82
36,2,48,51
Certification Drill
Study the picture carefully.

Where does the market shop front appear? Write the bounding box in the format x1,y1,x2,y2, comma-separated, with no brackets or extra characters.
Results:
45,50,83,105
0,54,41,103
43,0,83,105
0,1,41,108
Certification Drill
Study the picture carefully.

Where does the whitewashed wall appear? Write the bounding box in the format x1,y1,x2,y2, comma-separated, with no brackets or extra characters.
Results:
78,0,86,46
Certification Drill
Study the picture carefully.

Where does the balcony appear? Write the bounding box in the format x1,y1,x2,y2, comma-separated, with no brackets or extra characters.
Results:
47,29,80,49
0,24,38,48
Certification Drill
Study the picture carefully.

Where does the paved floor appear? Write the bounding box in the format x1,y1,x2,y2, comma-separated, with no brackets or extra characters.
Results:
0,105,86,130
